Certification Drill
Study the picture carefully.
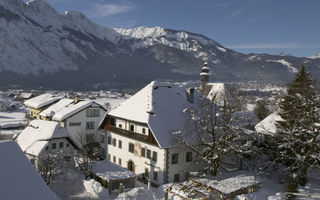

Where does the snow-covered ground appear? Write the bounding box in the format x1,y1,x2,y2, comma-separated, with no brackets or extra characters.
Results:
49,168,320,200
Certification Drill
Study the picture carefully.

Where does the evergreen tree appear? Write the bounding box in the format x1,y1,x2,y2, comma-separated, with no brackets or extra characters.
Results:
254,98,271,121
276,66,320,185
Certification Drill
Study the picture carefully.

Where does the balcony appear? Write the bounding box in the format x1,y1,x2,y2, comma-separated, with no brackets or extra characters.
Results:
107,126,158,146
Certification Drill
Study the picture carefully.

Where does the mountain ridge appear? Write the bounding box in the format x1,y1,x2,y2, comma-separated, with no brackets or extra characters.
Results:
0,0,319,90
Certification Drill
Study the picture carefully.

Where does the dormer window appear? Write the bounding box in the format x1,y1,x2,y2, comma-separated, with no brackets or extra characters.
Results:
130,125,134,132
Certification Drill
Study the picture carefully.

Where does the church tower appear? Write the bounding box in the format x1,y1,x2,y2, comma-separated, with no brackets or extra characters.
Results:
200,61,210,92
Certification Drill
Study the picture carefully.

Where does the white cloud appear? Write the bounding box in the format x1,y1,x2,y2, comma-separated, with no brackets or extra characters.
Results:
227,43,320,49
87,2,135,18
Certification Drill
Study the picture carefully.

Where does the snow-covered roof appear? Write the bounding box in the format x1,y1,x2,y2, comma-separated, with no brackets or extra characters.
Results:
92,160,135,181
198,175,257,194
108,81,199,148
0,99,10,107
0,141,57,200
202,83,232,106
0,111,28,129
255,112,283,136
52,100,105,121
39,98,74,118
19,92,34,99
94,98,125,111
24,93,61,109
16,120,72,156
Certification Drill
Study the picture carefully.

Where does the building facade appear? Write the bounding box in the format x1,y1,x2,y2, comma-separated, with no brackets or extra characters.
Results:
99,81,201,186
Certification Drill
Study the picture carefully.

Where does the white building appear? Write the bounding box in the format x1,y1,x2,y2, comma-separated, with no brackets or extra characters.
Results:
0,140,57,200
50,100,108,147
99,81,201,186
16,120,77,165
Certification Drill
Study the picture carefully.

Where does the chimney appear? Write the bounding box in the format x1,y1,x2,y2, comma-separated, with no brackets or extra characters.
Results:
74,95,79,103
186,87,195,103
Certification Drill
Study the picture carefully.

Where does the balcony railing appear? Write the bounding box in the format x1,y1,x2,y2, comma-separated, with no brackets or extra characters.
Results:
107,126,158,146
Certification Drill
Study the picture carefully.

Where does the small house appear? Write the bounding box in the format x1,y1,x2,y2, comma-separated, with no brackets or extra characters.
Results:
16,120,77,166
24,93,62,119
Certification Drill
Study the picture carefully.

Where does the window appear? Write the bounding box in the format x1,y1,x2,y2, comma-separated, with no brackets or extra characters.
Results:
113,156,116,163
130,125,134,132
145,168,149,177
129,143,134,153
174,174,180,182
142,128,146,134
107,136,111,145
152,151,157,162
108,154,111,160
119,124,122,128
141,147,146,157
52,143,56,149
112,138,116,147
110,117,115,126
86,109,100,117
100,135,104,143
45,146,49,150
147,149,151,159
186,152,192,162
66,143,70,147
86,121,95,130
86,134,94,143
69,122,81,126
118,140,122,149
153,171,158,181
172,153,178,164
119,158,122,165
59,142,64,148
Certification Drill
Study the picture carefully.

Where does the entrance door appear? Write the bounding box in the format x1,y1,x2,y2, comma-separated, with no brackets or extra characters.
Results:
127,160,135,172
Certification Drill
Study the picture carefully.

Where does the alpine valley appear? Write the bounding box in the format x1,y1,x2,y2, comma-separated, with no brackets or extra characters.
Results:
0,0,319,90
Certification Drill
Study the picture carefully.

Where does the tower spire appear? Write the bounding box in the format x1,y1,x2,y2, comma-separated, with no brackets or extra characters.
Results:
200,61,210,92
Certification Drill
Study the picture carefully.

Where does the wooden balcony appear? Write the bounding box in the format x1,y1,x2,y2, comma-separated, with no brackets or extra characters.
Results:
107,125,158,146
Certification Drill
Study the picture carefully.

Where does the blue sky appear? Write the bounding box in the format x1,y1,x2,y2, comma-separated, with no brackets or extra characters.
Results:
44,0,320,57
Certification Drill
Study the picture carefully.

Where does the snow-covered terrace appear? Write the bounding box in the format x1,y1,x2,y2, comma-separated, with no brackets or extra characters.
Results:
92,160,135,181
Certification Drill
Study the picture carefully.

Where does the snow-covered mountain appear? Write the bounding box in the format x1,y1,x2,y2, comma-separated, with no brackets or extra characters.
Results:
0,0,319,89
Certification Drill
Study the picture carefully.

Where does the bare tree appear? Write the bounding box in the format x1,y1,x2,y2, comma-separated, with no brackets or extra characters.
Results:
74,132,98,179
175,96,257,175
37,152,68,185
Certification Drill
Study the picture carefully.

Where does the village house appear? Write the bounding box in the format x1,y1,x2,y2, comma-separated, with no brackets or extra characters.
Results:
37,98,108,151
99,80,201,186
98,62,245,186
16,120,78,166
24,93,62,119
